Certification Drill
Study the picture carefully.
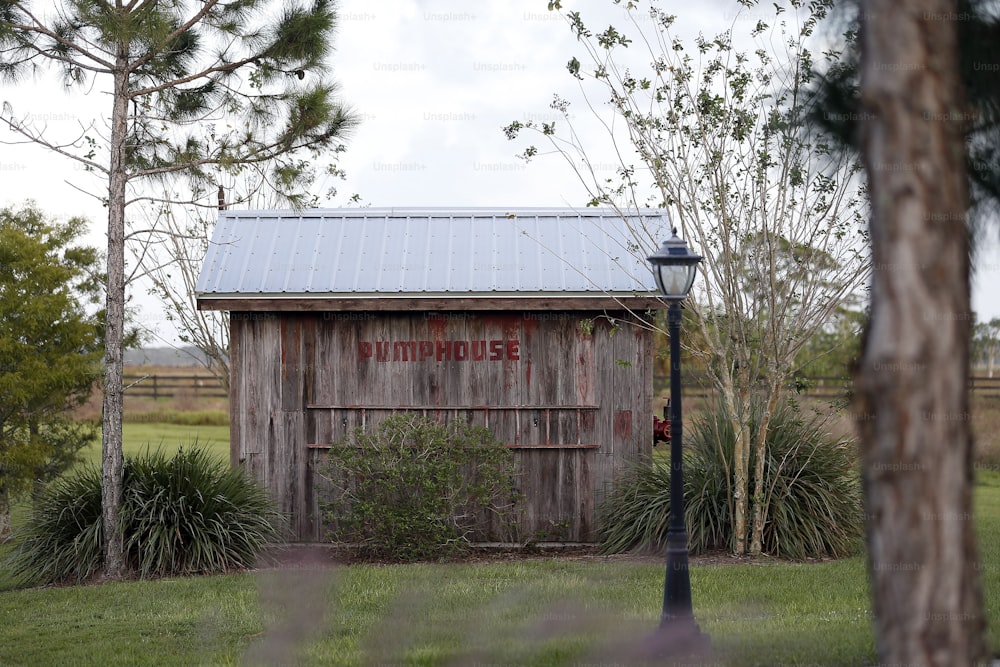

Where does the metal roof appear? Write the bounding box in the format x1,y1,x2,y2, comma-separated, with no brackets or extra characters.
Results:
195,207,670,300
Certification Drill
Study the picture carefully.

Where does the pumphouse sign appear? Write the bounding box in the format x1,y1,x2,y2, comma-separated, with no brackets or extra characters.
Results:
358,338,520,362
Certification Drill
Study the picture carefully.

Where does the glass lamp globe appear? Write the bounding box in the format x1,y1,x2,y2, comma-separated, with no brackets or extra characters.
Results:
647,229,702,300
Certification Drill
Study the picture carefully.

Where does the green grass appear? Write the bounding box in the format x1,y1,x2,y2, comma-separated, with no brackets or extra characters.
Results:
1,429,998,665
0,557,874,666
976,470,1000,652
78,422,231,466
0,574,260,666
123,409,229,426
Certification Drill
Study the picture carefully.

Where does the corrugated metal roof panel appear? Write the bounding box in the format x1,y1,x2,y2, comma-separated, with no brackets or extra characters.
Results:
194,207,672,298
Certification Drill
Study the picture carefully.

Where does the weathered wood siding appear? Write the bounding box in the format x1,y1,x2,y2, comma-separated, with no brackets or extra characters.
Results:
230,310,654,542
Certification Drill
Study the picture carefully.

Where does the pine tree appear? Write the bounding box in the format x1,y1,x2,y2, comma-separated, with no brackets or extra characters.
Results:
0,0,356,577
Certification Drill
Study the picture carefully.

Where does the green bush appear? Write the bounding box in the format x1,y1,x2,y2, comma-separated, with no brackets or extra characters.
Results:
322,415,519,561
6,446,279,585
598,398,863,559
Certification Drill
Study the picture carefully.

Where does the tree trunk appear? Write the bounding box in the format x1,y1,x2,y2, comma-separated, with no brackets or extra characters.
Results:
856,1,987,663
732,422,750,555
720,383,750,555
101,62,130,580
749,385,782,556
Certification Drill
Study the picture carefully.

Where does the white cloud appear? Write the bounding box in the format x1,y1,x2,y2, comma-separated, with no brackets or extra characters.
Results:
2,0,999,344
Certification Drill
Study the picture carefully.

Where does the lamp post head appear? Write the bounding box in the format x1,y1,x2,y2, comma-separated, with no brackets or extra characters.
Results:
647,229,702,300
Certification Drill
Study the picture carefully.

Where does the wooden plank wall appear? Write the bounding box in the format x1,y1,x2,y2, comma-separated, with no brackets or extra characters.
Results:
230,310,654,542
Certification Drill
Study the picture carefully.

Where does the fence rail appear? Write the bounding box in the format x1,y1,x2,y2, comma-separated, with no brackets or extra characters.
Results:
970,376,1000,395
657,375,1000,399
124,372,1000,402
124,373,227,400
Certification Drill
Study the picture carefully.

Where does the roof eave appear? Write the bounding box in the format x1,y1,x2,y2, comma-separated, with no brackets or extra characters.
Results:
196,292,667,312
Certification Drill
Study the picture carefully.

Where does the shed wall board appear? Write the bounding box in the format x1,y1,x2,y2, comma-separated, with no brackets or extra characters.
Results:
229,310,654,542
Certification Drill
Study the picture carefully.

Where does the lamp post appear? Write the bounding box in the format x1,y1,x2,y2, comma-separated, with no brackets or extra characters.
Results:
647,228,710,653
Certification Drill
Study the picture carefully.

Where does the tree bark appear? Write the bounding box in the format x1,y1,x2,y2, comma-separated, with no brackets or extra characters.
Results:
856,1,987,663
101,60,129,580
720,382,750,555
750,384,783,556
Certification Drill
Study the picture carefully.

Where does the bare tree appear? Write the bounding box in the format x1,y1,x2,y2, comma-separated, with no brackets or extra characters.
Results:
132,143,356,391
507,0,869,555
136,201,231,389
855,0,988,663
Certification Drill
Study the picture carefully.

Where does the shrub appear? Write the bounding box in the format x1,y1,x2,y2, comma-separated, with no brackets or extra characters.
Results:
321,415,519,561
598,398,863,559
6,446,279,585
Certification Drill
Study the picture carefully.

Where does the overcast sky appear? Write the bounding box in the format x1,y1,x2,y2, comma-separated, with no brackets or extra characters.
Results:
2,0,999,345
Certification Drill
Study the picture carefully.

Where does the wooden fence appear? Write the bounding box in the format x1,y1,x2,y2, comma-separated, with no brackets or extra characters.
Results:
124,372,1000,402
124,373,227,400
657,375,1000,399
970,375,1000,396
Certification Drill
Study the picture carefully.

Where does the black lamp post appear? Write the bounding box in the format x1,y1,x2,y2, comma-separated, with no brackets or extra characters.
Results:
647,228,710,653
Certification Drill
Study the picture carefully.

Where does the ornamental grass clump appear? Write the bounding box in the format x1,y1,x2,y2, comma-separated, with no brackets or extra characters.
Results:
598,398,863,560
322,415,520,561
7,446,279,585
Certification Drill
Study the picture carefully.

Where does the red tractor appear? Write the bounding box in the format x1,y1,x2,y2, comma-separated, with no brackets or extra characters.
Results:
652,401,671,445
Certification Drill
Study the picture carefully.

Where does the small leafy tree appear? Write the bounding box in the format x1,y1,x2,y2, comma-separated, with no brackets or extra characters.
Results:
0,204,103,539
793,302,866,382
506,0,868,555
322,415,520,561
973,315,1000,378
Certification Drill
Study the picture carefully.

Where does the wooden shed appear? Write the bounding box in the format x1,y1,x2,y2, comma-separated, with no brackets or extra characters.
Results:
195,207,669,542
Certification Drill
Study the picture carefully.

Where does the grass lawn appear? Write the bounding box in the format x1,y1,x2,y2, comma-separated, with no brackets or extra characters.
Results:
88,422,231,465
0,554,874,666
0,427,998,665
975,471,1000,652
